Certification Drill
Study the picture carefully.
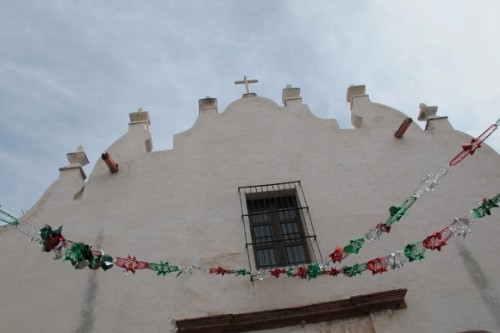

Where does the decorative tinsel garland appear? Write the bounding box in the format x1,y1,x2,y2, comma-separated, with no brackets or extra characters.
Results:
0,119,498,281
328,118,499,265
1,194,498,280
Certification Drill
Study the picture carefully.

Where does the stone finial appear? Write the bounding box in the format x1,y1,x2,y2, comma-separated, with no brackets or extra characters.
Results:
282,84,302,106
346,85,367,102
419,103,451,132
60,146,88,180
198,97,218,115
129,108,151,125
66,146,89,167
418,103,438,121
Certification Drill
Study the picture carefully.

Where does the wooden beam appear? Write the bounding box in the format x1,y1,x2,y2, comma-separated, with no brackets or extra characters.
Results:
101,153,119,174
395,118,413,139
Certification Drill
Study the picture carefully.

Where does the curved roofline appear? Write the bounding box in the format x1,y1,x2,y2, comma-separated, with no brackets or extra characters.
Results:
222,95,280,114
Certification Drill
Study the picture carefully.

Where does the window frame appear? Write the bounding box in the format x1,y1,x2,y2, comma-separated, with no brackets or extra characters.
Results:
238,181,321,272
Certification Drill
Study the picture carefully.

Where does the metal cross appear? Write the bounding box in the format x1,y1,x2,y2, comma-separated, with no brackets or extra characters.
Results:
234,76,258,94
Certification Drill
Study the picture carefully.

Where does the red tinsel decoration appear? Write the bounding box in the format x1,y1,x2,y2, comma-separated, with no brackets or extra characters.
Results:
450,121,498,166
439,226,453,242
366,257,388,275
422,232,448,251
376,223,391,233
44,234,65,252
462,138,481,155
329,246,345,263
270,268,286,278
209,266,232,275
294,267,308,279
115,255,149,274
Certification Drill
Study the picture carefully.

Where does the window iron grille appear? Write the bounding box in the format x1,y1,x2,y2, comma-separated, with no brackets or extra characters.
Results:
238,181,321,272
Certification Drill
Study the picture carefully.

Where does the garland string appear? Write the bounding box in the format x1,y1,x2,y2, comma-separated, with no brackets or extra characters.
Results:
0,119,498,281
327,118,499,265
1,193,497,281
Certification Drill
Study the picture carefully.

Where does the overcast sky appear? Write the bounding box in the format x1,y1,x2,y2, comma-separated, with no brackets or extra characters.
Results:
1,1,499,219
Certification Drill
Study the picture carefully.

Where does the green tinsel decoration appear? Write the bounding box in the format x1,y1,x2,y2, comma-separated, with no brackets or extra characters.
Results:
100,255,114,271
472,194,500,218
88,256,101,270
86,255,113,271
149,261,180,276
343,238,365,254
233,269,251,276
342,263,366,277
39,225,52,241
38,225,62,241
386,196,417,226
306,264,322,280
404,242,426,262
64,242,93,267
0,209,18,226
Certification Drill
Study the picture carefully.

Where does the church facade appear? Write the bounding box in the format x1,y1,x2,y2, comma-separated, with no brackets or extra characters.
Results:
1,80,499,332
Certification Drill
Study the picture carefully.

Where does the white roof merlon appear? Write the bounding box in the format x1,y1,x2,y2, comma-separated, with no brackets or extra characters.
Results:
346,85,367,103
418,103,439,121
282,84,302,106
66,146,89,167
198,97,218,115
129,108,151,126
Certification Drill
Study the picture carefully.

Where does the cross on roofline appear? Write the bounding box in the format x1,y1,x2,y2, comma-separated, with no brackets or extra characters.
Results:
234,76,258,94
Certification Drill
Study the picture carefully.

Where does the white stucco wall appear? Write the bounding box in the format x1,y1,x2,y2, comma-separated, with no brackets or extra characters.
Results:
1,85,499,333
